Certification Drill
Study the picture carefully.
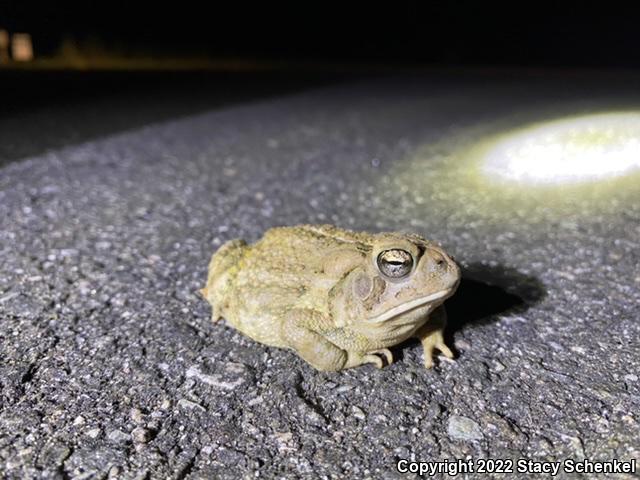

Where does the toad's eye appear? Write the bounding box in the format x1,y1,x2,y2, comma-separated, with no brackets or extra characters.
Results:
377,249,413,278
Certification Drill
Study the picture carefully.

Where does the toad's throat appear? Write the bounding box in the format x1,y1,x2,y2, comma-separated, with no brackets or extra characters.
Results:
367,289,451,324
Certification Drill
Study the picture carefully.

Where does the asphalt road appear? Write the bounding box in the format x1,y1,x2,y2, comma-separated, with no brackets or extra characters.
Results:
1,69,639,479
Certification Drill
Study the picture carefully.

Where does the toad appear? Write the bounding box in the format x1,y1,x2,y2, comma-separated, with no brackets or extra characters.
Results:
201,225,460,371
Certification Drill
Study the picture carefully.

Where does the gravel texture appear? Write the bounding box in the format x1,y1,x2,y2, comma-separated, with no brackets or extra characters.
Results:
1,70,639,479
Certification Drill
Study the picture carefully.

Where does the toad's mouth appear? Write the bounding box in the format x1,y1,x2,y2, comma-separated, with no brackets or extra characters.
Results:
366,289,453,324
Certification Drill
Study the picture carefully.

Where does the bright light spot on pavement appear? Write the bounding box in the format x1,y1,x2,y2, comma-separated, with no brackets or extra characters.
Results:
482,112,640,185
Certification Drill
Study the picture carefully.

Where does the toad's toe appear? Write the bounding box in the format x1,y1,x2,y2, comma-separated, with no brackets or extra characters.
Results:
369,348,394,365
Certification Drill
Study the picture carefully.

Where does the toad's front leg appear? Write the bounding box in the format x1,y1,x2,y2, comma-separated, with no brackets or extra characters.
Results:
413,305,454,368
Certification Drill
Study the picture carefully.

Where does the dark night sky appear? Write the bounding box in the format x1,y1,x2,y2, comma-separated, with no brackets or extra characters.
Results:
2,1,640,67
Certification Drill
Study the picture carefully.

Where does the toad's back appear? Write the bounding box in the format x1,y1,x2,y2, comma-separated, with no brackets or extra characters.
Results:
201,225,369,346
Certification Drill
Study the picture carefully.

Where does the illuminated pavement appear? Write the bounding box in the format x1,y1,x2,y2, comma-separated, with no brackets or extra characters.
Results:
1,71,639,478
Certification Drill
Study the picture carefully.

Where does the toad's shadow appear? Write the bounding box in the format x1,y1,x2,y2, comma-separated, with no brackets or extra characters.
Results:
394,263,546,362
446,263,546,334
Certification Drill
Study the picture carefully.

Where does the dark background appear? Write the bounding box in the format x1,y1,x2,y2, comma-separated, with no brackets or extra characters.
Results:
2,1,640,165
2,1,640,68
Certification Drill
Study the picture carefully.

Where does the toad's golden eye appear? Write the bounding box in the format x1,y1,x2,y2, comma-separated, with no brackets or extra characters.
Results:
377,249,413,278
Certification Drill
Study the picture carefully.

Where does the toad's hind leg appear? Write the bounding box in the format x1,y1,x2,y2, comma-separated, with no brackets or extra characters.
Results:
414,305,454,369
281,309,349,371
281,309,396,371
368,348,393,366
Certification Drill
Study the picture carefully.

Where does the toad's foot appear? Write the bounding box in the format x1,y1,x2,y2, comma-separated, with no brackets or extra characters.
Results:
345,349,393,369
414,305,455,369
420,328,454,369
369,348,394,366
